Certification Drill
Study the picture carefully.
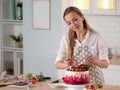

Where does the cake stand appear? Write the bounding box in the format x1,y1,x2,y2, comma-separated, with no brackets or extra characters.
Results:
63,83,86,90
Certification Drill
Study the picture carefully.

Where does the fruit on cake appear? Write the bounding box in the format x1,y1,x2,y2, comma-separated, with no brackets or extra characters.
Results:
84,83,103,90
62,64,89,84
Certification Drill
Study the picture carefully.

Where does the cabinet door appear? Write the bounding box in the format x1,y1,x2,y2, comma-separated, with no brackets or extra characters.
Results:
2,50,14,75
72,0,91,14
102,65,120,85
92,0,116,15
62,0,91,14
1,50,23,75
117,0,120,14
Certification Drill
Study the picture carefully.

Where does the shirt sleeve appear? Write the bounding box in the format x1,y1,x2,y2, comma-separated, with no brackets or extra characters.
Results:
97,35,109,63
55,34,68,63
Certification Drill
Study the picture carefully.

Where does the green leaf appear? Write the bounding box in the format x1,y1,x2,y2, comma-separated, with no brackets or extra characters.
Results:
36,72,45,82
26,72,33,79
9,33,23,42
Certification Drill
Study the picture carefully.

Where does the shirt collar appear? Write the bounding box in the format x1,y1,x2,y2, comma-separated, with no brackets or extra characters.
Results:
75,30,90,46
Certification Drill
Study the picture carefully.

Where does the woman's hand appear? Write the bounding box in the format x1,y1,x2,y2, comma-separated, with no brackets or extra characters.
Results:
66,58,77,67
85,55,109,68
85,55,96,64
55,58,77,69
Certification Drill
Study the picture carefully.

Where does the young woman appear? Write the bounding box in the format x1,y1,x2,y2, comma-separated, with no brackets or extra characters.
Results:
55,6,109,84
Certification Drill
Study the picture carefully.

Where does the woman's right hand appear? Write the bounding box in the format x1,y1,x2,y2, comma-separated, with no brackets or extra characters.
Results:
55,58,77,69
65,58,77,67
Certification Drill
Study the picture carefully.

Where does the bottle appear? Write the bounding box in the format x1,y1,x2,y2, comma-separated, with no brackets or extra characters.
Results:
17,2,23,20
27,82,32,90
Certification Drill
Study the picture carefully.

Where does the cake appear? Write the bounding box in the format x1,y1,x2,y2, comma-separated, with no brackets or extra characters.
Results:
84,83,103,90
62,64,89,84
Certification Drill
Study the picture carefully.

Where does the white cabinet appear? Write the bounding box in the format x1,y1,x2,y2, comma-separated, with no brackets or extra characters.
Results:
1,21,23,48
63,0,120,15
62,0,91,14
71,0,91,14
2,49,23,75
0,0,23,75
91,0,116,15
102,65,120,85
117,0,120,14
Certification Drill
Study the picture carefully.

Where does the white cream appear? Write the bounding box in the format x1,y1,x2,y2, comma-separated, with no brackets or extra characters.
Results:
65,71,89,77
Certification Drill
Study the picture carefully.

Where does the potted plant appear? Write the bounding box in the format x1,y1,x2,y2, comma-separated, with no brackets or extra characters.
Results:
9,33,23,48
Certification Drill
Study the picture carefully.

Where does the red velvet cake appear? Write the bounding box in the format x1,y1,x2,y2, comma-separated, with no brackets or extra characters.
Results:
62,64,89,84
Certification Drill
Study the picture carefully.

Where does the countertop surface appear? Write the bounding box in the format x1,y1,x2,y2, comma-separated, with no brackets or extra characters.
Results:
0,56,119,90
0,79,120,90
109,56,120,65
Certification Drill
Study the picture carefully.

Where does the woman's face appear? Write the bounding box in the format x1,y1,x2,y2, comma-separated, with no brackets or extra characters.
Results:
64,12,85,33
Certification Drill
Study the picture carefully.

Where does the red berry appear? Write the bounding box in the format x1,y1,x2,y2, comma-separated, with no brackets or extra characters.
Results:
32,76,36,80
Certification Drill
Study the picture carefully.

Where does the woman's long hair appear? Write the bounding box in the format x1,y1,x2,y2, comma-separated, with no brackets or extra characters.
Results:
63,6,94,58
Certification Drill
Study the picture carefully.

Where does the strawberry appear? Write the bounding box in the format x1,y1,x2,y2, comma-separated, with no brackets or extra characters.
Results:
31,79,36,84
91,84,94,89
31,76,36,80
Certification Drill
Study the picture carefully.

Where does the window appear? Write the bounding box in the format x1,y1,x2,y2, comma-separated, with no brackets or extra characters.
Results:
73,0,89,9
98,0,114,9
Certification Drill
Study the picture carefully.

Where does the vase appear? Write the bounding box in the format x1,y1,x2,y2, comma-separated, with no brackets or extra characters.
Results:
8,0,16,20
17,7,23,20
15,42,23,48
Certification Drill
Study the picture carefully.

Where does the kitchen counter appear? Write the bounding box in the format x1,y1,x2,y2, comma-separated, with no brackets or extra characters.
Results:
0,79,120,90
109,55,120,65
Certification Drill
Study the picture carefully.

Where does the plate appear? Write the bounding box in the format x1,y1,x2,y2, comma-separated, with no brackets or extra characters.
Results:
48,83,63,88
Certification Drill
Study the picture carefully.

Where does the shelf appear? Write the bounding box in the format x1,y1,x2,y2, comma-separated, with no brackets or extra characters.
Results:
1,21,23,48
0,0,23,75
1,19,23,23
2,47,23,51
1,0,23,20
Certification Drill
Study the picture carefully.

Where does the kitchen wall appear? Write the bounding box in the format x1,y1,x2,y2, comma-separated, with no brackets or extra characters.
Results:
86,15,120,55
23,0,62,77
23,0,120,78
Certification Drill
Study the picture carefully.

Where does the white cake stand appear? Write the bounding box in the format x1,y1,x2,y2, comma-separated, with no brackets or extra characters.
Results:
48,82,89,90
65,87,83,90
62,83,86,90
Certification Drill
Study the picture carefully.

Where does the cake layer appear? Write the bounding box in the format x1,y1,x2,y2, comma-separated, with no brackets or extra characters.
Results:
84,88,102,90
63,70,89,84
65,71,89,77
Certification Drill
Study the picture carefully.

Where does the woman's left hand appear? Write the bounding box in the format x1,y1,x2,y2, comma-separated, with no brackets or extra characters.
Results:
85,55,109,68
85,55,96,64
